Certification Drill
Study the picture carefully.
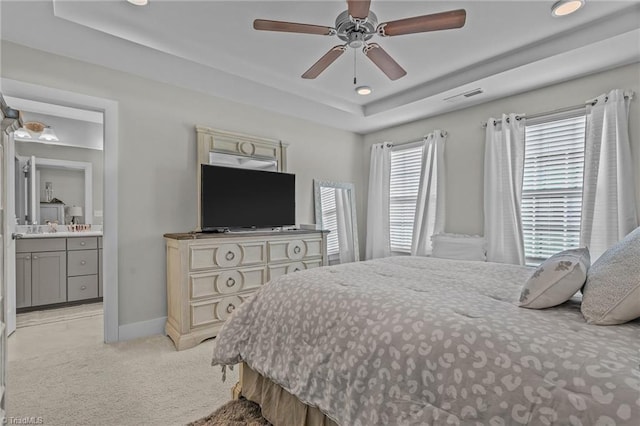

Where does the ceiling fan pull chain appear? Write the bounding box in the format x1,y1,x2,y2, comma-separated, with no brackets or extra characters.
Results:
353,49,357,85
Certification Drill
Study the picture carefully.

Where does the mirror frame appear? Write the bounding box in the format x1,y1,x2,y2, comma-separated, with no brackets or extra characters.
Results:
15,155,93,225
195,126,288,231
313,179,359,262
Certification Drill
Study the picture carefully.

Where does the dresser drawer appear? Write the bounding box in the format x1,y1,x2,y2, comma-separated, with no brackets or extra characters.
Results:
67,237,98,251
68,250,98,276
268,259,323,281
189,242,266,271
189,266,266,300
268,238,323,263
190,294,252,328
68,275,98,301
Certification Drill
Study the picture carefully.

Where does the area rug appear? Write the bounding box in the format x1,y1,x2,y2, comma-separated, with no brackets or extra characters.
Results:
188,399,271,426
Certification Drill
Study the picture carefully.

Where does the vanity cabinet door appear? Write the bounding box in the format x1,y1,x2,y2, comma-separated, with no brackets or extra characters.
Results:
31,251,67,306
15,253,32,308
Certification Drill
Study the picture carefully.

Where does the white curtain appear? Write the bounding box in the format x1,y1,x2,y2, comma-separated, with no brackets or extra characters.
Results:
411,131,447,256
484,113,526,265
580,89,638,259
366,142,392,259
335,188,355,263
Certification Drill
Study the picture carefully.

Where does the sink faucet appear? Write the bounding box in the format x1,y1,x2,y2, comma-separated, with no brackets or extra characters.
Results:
30,222,41,234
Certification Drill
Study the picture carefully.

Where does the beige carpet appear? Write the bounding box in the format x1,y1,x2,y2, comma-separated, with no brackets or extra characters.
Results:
7,314,238,426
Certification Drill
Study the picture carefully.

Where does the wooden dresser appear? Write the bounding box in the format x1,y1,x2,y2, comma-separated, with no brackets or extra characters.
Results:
164,229,328,350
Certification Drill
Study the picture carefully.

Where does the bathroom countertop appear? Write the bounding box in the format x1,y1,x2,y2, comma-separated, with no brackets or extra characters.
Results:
16,231,103,239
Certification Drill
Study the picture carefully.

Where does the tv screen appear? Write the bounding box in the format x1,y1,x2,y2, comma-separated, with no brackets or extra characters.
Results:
201,164,296,231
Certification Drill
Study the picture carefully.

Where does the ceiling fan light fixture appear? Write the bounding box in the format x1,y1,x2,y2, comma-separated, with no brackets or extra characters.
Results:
254,2,467,81
39,126,59,142
126,0,149,6
356,86,372,96
551,0,585,17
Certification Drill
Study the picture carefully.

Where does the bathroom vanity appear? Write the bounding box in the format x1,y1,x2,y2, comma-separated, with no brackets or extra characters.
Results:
16,233,103,311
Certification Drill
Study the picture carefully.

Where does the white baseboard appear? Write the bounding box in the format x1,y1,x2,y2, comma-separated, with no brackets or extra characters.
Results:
118,316,167,341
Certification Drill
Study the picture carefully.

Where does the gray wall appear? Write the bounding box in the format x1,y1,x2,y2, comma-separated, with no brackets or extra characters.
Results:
363,63,640,236
15,141,104,225
2,41,365,327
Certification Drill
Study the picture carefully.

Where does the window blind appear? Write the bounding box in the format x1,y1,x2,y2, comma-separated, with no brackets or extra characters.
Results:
320,186,340,256
522,114,586,264
389,144,424,253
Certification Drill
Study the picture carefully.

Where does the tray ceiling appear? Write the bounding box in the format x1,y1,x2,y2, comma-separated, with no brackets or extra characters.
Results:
1,0,639,133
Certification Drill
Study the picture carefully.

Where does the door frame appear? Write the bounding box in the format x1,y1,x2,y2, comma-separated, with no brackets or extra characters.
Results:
1,78,119,342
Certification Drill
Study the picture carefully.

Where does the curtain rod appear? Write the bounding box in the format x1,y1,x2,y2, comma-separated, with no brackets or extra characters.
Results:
481,93,633,128
389,130,448,147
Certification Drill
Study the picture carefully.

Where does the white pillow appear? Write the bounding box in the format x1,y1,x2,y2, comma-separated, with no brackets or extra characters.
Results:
518,248,590,309
431,233,486,261
581,227,640,325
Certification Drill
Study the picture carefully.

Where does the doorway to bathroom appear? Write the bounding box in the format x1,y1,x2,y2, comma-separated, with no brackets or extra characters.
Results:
1,78,119,344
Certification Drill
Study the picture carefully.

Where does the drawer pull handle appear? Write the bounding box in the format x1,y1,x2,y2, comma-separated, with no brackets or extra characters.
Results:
81,285,87,290
226,303,236,314
33,256,38,260
80,241,86,246
81,260,86,265
226,277,236,287
25,256,31,260
293,246,301,254
225,251,235,261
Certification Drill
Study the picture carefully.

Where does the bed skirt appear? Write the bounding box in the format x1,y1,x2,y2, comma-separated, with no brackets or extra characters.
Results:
239,363,338,426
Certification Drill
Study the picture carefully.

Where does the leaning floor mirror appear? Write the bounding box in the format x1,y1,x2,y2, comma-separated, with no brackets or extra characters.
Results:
314,180,359,264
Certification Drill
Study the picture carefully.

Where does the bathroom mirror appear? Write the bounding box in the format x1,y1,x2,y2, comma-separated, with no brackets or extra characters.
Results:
314,180,359,264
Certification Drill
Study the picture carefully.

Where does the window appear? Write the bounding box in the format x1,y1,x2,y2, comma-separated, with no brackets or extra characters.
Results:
522,112,586,265
320,186,340,257
389,144,424,253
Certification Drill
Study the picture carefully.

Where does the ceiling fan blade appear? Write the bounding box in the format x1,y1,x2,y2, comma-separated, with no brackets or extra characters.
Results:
347,0,371,20
253,19,334,36
363,43,406,80
378,9,466,37
302,45,347,79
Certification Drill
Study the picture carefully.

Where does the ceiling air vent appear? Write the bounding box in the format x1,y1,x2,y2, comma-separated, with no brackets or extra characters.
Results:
444,88,484,103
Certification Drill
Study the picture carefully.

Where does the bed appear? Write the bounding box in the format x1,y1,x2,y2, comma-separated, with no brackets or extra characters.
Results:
211,256,640,425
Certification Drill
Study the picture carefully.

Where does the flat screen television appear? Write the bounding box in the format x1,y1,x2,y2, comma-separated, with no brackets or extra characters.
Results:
201,164,296,231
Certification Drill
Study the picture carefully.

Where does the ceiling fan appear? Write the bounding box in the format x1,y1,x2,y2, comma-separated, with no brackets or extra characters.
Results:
253,0,466,81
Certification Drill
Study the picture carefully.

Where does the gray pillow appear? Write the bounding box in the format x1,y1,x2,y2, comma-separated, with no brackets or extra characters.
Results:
581,227,640,325
518,248,590,309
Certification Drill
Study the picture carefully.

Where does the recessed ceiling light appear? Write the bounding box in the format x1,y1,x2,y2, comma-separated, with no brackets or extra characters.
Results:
127,0,149,6
551,0,585,17
356,86,372,96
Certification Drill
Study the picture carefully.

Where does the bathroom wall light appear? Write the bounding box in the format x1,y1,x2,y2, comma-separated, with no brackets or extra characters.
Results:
39,126,59,142
14,127,31,138
18,121,60,142
356,86,372,96
127,0,149,5
551,0,585,17
24,121,46,133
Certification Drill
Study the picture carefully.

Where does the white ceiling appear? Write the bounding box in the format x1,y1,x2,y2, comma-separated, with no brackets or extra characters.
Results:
1,0,639,134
